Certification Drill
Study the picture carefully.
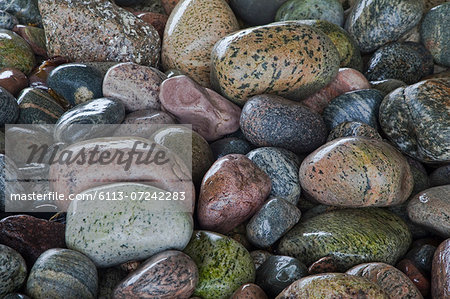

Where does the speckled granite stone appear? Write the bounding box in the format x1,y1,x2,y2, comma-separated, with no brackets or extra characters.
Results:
240,94,327,155
300,137,413,207
323,89,384,130
211,22,340,105
54,98,125,143
103,62,167,112
276,0,344,27
379,78,450,163
246,197,301,248
0,29,35,75
257,255,307,297
231,283,268,299
198,154,271,234
247,147,301,204
66,183,194,267
38,0,160,66
327,121,382,141
210,137,253,160
17,88,64,124
370,79,407,96
308,256,338,274
184,231,255,299
278,208,412,271
430,165,450,187
0,86,19,125
347,263,423,299
161,0,239,87
113,250,198,299
345,0,423,53
26,248,98,299
0,245,27,297
432,239,450,299
407,185,450,237
47,63,104,107
250,250,272,270
366,42,433,84
421,3,450,67
276,273,389,298
0,0,42,27
0,11,18,30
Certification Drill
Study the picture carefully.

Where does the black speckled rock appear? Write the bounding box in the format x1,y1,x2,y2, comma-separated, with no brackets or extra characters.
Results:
210,137,253,160
256,255,308,298
26,248,98,299
0,0,42,27
183,231,255,299
250,250,272,271
406,244,436,273
421,3,450,67
345,0,424,53
366,42,433,85
404,42,435,77
370,79,407,96
430,165,450,187
47,63,104,106
0,86,19,125
0,11,18,30
54,97,125,143
240,94,327,155
247,147,301,204
323,89,384,130
229,0,288,25
211,22,340,105
278,208,412,271
0,244,27,298
407,185,450,237
327,121,382,142
246,197,301,248
276,0,344,27
379,78,450,163
17,88,65,124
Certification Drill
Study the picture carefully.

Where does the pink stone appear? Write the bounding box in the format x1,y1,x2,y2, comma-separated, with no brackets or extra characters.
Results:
197,154,271,234
159,75,241,141
301,68,371,114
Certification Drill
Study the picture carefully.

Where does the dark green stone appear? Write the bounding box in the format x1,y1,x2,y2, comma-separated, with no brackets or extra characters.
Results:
210,137,253,160
323,89,384,131
0,86,19,125
0,29,35,74
421,3,450,66
278,208,412,271
276,0,344,27
184,230,255,299
54,97,125,143
256,255,307,297
47,63,104,106
0,0,42,27
229,0,288,26
17,88,64,124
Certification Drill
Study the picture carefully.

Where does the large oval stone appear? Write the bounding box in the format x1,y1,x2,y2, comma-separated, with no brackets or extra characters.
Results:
26,248,98,299
346,262,423,299
299,137,413,207
277,208,412,271
421,3,450,67
0,29,35,74
198,154,271,234
240,94,327,155
345,0,423,53
379,78,450,163
38,0,160,66
184,230,255,299
66,183,194,267
113,250,198,299
432,239,450,299
161,0,239,87
211,21,340,105
407,185,450,237
0,245,27,297
275,273,389,298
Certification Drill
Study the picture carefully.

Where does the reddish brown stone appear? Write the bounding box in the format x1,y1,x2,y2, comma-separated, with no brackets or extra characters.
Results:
161,0,180,15
0,68,28,96
397,259,430,297
231,283,268,299
432,239,450,299
308,256,338,275
301,68,371,114
198,154,271,234
135,12,168,39
0,215,66,268
119,260,142,273
28,56,69,88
